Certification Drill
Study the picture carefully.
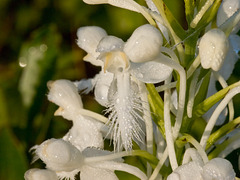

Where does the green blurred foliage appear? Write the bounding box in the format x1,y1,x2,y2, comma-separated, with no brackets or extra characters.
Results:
0,0,149,179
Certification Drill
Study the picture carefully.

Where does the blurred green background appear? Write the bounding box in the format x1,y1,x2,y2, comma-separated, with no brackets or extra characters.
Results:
0,0,151,179
1,0,239,179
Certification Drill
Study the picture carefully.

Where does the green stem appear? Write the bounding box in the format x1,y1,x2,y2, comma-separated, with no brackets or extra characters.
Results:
190,0,215,28
206,116,240,150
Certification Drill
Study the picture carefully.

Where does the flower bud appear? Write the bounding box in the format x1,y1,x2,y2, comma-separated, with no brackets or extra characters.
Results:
35,139,84,172
24,169,58,180
124,24,163,63
199,29,229,71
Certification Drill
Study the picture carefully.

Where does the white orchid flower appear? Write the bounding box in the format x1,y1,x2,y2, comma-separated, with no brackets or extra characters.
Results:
167,161,203,180
24,168,58,180
167,157,236,180
33,138,147,180
202,158,236,180
203,34,239,125
200,1,240,124
47,79,108,151
199,28,229,71
77,26,107,66
76,24,174,151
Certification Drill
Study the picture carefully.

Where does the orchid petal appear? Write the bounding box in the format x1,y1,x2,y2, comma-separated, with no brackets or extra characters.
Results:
82,0,156,25
94,71,114,106
97,36,124,52
80,166,118,180
82,148,123,162
167,161,203,180
145,0,158,12
92,161,148,180
124,24,163,63
77,26,107,54
107,73,145,151
157,22,169,41
74,78,96,94
82,0,140,13
47,80,83,111
199,29,229,71
202,158,236,180
35,139,84,172
229,34,240,55
83,53,104,66
56,170,79,180
130,61,173,83
218,44,238,80
77,26,107,66
24,169,58,180
203,76,228,125
217,0,240,33
145,1,169,41
63,116,104,151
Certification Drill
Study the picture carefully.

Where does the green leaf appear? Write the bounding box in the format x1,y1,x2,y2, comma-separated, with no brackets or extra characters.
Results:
151,0,187,39
184,0,196,25
219,9,240,36
0,128,28,180
0,80,27,128
146,84,165,136
181,69,209,134
0,88,8,128
131,150,159,168
184,31,200,68
206,116,240,150
193,69,211,107
195,0,222,29
189,117,206,141
193,81,240,118
207,130,240,160
163,2,187,39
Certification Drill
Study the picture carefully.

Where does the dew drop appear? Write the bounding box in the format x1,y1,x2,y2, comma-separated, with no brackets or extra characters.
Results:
19,57,27,67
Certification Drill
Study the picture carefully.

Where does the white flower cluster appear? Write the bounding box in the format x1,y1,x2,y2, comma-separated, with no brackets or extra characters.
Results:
25,0,240,179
